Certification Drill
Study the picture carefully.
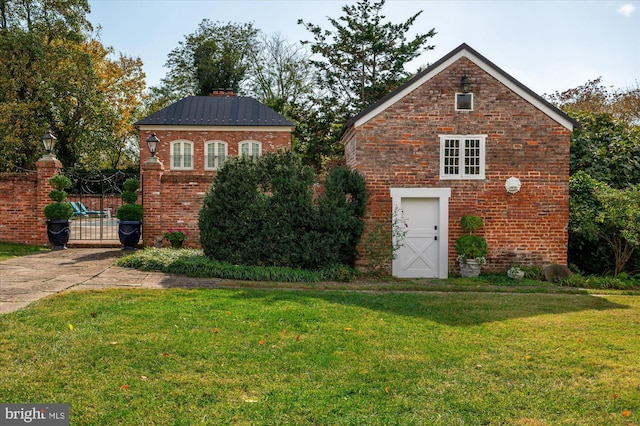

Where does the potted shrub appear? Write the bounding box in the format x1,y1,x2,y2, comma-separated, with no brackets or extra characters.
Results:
455,215,487,277
116,178,143,250
43,174,74,250
164,229,188,248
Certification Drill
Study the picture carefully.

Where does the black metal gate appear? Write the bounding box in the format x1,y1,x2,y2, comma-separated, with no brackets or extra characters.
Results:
64,170,139,241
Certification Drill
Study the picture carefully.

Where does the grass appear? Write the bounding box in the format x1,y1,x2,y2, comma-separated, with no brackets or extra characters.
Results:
0,240,49,261
1,288,638,425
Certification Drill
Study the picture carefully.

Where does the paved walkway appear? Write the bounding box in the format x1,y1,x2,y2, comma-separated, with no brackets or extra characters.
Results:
0,248,225,314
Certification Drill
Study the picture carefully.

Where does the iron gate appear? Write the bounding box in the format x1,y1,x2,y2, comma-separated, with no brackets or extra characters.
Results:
64,170,140,241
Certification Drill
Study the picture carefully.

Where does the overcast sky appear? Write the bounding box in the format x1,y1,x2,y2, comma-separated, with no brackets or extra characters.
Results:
88,0,639,96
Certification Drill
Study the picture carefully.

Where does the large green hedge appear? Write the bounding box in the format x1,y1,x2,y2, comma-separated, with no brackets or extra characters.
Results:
198,151,367,269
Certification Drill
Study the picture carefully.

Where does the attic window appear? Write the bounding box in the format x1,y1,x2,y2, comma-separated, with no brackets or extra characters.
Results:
456,93,473,111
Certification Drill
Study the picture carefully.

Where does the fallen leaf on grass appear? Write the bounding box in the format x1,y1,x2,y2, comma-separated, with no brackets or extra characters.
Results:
345,327,353,332
67,323,74,331
622,410,631,417
162,352,170,357
140,376,148,381
258,340,266,346
385,387,389,393
120,385,129,390
295,335,301,341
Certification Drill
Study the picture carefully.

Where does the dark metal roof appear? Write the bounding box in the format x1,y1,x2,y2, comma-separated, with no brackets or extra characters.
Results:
344,43,577,132
135,96,294,127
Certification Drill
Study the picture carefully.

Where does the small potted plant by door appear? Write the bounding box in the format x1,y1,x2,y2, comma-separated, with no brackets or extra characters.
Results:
116,178,143,250
43,175,74,250
455,215,487,277
164,229,188,248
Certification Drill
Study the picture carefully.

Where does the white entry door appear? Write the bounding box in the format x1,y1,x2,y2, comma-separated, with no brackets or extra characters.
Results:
394,198,440,278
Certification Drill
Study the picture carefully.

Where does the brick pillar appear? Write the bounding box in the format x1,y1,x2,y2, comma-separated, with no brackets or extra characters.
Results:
141,157,165,247
35,157,64,245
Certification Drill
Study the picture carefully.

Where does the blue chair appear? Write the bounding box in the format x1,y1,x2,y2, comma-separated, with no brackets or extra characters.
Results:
77,201,109,217
69,201,85,216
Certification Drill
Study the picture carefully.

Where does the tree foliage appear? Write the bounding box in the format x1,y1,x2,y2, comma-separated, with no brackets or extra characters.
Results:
0,0,145,171
569,172,640,276
244,32,314,112
153,20,259,105
568,111,640,189
296,0,435,168
299,0,435,115
199,151,367,269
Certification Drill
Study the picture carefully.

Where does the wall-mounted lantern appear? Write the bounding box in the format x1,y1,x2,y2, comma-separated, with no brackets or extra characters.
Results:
461,76,471,93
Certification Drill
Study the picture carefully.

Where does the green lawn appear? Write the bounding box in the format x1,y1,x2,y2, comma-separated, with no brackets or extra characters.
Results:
0,240,48,261
1,288,638,425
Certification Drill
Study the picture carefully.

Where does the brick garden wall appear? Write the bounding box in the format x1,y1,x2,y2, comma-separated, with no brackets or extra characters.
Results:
0,159,63,246
139,128,292,248
344,57,572,273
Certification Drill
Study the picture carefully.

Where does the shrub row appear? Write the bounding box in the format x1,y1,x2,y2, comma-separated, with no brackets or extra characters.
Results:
115,248,358,282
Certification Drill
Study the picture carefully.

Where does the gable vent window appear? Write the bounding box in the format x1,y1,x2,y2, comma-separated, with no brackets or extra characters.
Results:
439,135,486,180
456,93,473,111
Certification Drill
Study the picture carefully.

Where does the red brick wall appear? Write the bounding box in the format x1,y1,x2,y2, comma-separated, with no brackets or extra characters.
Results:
140,128,292,248
0,159,63,246
344,57,571,273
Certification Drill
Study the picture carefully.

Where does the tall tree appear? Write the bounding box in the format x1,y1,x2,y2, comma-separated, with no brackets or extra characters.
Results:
0,0,91,42
0,0,146,171
549,79,640,275
81,39,146,169
299,0,435,115
152,19,259,105
547,77,640,128
244,32,314,111
297,0,436,169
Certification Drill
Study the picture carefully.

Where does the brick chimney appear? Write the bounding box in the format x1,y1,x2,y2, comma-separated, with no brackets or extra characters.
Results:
210,88,236,96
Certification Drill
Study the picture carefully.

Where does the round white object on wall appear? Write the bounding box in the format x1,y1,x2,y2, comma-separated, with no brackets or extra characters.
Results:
505,177,522,194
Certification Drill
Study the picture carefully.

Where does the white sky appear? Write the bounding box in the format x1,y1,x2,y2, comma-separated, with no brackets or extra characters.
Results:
88,0,639,96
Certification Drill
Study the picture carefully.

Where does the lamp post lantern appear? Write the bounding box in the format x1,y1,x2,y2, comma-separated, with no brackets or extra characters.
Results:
145,133,161,164
41,131,58,160
146,133,160,157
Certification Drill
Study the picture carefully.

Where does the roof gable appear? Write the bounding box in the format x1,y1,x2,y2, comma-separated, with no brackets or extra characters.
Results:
135,95,294,127
346,43,575,132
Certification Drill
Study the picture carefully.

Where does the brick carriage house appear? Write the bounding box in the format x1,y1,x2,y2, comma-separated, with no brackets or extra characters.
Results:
341,43,576,278
134,90,294,248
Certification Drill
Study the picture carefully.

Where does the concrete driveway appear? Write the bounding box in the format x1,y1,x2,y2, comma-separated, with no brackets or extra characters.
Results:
0,248,199,314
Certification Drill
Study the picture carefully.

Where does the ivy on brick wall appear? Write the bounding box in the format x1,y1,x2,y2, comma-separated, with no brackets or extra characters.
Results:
198,150,367,269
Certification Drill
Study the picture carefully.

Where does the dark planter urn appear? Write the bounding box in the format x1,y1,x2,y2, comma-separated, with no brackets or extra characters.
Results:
118,220,142,250
47,220,71,250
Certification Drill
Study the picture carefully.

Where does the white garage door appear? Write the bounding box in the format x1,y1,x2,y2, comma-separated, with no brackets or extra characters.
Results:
394,197,440,278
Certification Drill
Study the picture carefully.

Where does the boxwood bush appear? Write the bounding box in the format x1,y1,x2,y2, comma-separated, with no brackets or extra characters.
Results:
199,150,367,270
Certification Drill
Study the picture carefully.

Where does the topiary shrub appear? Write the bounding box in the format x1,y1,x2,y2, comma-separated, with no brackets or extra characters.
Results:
455,215,487,261
116,178,142,221
199,151,367,270
44,174,73,220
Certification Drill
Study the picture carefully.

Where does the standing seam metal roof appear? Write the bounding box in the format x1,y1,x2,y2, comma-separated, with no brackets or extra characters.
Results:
134,95,295,127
